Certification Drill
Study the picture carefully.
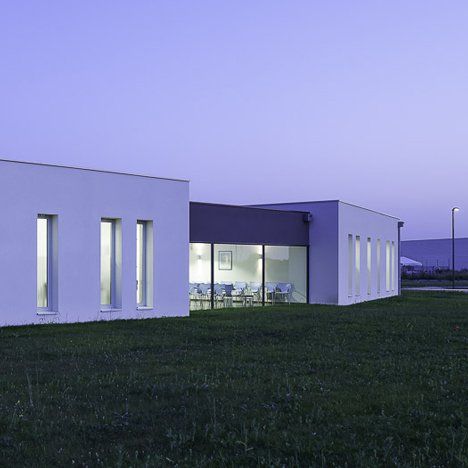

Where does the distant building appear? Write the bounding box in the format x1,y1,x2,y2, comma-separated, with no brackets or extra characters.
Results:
401,238,468,271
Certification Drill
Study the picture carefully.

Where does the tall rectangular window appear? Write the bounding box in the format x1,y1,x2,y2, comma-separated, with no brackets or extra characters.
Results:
136,220,153,307
377,239,381,294
355,236,361,296
37,216,50,309
100,220,114,306
386,240,391,292
391,241,396,291
367,237,372,295
101,219,122,309
348,234,353,297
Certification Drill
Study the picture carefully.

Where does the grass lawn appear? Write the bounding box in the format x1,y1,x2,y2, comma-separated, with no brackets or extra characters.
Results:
0,292,466,466
402,279,468,289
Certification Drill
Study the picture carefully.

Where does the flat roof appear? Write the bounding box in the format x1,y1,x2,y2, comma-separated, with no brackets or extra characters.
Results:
254,199,400,220
0,158,189,183
190,200,310,215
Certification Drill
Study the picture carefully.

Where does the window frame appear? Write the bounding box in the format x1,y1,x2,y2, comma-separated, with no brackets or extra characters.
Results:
36,217,52,314
37,214,57,315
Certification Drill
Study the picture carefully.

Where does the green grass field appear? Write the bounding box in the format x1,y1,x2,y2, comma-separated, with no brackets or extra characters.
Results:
402,279,468,289
0,292,466,466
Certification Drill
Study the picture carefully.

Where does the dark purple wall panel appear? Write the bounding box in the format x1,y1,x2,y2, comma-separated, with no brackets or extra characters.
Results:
190,202,309,246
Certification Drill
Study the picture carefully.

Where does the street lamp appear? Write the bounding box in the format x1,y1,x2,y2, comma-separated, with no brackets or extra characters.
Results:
452,207,460,289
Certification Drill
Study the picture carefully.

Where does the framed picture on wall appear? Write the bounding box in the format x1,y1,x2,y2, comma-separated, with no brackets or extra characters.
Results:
218,251,232,270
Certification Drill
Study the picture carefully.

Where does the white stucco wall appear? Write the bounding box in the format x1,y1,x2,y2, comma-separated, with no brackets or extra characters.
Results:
254,201,340,305
338,202,400,305
255,200,401,306
0,160,189,327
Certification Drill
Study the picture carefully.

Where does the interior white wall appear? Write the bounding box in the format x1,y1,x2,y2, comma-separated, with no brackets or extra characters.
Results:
265,246,307,302
0,160,189,327
214,244,262,284
189,243,211,284
338,202,400,305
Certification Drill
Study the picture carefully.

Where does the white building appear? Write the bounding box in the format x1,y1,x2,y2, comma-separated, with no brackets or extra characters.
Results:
0,159,402,327
255,201,403,305
0,159,189,327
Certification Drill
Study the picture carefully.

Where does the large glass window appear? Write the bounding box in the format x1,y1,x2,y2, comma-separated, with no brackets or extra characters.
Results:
391,241,396,291
265,246,307,304
189,243,211,310
189,243,308,309
37,216,50,309
214,244,262,308
137,221,153,307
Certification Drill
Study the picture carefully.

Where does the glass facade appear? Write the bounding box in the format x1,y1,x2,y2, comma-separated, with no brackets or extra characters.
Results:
37,216,49,308
265,246,307,304
189,243,308,309
214,244,263,308
189,243,211,310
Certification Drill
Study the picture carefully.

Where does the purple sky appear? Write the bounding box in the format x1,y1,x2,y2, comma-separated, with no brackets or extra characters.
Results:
1,1,467,240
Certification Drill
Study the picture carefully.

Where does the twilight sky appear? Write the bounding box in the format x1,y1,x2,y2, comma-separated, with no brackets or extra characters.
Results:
1,1,467,240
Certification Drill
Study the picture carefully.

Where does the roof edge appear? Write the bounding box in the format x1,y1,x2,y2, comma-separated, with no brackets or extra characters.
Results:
253,199,400,220
190,200,310,215
0,157,189,183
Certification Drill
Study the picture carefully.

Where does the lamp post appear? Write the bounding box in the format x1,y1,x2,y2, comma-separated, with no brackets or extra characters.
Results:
452,207,460,289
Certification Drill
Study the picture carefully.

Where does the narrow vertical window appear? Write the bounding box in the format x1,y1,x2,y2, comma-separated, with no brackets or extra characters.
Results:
355,236,361,296
367,237,372,295
100,218,122,310
100,219,114,307
386,240,391,292
136,222,145,305
391,241,396,291
348,234,353,297
136,220,153,308
37,215,50,309
377,239,381,294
